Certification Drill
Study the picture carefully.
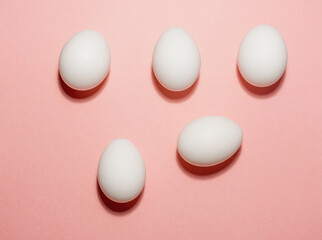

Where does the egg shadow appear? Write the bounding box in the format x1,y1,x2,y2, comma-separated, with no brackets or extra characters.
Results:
151,66,198,102
177,147,242,179
58,70,108,101
236,64,285,97
96,180,143,215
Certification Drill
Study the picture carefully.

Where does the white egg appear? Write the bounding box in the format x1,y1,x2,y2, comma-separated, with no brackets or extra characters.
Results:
177,116,243,167
153,27,200,91
238,25,287,87
97,139,146,203
59,30,110,91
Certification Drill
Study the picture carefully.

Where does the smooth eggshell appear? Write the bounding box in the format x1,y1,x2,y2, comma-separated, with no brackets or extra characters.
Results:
178,116,243,167
59,30,110,91
97,139,146,203
238,25,287,87
153,27,200,91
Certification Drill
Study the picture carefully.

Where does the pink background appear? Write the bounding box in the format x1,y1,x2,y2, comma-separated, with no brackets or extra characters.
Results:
1,0,321,239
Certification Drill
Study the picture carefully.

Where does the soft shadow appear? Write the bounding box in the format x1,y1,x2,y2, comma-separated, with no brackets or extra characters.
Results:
96,181,143,215
236,65,285,97
177,147,241,179
58,71,108,101
151,67,198,102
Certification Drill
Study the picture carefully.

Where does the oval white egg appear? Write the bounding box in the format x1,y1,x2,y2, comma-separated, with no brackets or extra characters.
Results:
59,30,110,91
177,116,243,167
97,139,146,203
153,27,200,91
238,25,287,87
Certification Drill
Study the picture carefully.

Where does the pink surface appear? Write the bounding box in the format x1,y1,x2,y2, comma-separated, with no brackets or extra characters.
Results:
1,0,322,239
